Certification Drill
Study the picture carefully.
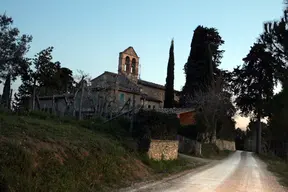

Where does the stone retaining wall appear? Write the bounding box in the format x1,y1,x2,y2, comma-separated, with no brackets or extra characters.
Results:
216,139,236,151
177,135,202,156
147,140,179,160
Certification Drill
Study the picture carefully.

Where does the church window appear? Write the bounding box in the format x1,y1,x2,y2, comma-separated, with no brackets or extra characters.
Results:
131,58,136,74
120,93,125,103
125,56,130,72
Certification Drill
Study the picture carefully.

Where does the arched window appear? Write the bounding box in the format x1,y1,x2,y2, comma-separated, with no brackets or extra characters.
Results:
131,58,136,74
125,56,130,72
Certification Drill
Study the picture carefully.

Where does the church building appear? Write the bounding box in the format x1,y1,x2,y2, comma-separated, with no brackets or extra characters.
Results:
91,46,180,109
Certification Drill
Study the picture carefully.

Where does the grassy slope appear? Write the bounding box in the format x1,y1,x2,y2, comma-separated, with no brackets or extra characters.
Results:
258,154,288,187
0,112,202,192
0,113,151,192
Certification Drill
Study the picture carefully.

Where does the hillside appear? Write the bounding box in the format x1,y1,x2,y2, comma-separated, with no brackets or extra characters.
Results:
0,112,202,192
0,112,151,192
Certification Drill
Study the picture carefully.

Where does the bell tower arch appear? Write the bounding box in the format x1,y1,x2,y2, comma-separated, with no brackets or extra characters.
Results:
118,46,139,83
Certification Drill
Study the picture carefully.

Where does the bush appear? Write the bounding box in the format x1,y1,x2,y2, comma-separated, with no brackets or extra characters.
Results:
134,110,179,140
133,110,180,152
178,124,202,140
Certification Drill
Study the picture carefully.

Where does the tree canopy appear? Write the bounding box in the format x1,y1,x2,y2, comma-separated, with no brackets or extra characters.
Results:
181,25,224,105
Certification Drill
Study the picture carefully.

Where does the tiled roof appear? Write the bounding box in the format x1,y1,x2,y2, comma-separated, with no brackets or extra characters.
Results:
143,108,195,114
138,79,181,94
92,71,142,94
91,71,181,94
138,79,165,90
120,46,139,57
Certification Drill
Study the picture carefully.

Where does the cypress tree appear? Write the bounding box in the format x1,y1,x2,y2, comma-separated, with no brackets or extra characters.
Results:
180,26,224,107
164,39,175,108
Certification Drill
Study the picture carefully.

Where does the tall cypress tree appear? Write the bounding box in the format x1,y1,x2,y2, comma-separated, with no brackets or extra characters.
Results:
181,25,224,107
164,39,175,108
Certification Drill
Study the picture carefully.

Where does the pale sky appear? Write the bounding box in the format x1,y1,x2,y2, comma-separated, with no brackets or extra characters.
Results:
1,0,285,129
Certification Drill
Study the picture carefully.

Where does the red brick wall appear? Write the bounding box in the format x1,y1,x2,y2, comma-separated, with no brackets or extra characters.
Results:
179,111,196,126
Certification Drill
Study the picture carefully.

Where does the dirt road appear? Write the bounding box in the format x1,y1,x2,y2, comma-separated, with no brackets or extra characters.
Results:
125,151,287,192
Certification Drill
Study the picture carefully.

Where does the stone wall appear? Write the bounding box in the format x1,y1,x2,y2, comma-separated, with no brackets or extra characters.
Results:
147,140,179,160
215,139,236,151
177,135,202,156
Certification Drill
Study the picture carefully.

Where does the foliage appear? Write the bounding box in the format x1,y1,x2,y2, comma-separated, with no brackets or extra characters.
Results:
0,112,153,192
216,116,236,141
134,109,180,140
233,42,281,117
133,110,179,151
184,77,235,143
268,84,288,141
181,25,224,103
139,154,196,174
178,124,203,141
164,39,175,108
234,128,246,150
201,143,231,160
0,13,32,107
14,47,75,110
258,154,288,187
260,11,288,78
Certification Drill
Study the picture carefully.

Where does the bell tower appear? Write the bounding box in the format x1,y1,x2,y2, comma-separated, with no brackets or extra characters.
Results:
118,46,139,83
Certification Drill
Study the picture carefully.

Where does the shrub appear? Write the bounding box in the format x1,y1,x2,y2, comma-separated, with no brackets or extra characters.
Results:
178,124,202,140
134,110,179,140
133,110,180,151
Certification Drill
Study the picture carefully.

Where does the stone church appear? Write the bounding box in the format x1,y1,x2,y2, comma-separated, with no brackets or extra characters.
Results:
91,46,180,109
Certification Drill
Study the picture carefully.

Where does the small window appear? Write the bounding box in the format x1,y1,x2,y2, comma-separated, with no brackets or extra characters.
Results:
148,105,151,109
120,93,125,103
153,105,155,109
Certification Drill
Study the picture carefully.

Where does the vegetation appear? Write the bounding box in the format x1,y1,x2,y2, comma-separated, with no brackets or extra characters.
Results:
1,1,288,189
0,112,147,191
133,110,179,152
164,39,175,108
134,110,179,140
258,154,288,187
0,111,204,192
201,144,231,160
232,2,288,157
181,25,224,102
0,14,32,108
140,154,202,175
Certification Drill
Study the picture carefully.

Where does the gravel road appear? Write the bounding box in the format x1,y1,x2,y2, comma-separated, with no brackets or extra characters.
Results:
125,151,287,192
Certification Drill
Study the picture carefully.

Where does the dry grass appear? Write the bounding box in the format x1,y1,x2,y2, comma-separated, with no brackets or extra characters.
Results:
258,154,288,187
0,112,151,192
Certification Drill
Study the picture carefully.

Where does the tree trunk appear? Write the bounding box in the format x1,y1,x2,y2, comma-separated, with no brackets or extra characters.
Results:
32,79,36,111
256,113,262,154
1,73,11,108
8,89,13,110
78,80,85,120
210,129,217,144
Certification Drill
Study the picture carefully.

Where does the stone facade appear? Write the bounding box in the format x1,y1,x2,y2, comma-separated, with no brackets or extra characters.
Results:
215,139,236,151
177,135,202,156
91,47,180,110
118,47,139,84
147,140,179,160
